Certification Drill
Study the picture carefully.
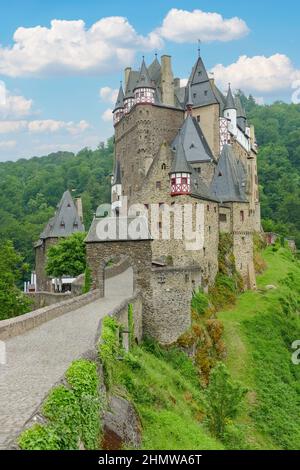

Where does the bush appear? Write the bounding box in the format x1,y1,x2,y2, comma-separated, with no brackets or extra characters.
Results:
98,316,122,389
204,363,247,438
19,359,102,450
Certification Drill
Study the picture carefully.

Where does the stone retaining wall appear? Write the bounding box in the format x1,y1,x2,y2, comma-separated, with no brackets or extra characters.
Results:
0,289,101,341
26,291,74,309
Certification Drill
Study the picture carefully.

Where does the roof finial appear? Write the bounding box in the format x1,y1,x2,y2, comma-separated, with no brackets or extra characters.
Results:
197,39,201,58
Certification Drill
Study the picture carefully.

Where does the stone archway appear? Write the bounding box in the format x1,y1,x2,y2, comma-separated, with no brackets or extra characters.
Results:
86,240,152,300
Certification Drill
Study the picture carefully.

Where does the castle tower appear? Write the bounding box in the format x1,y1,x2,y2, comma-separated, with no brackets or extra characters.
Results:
113,83,125,125
111,160,122,215
224,84,237,136
133,57,155,105
170,135,192,196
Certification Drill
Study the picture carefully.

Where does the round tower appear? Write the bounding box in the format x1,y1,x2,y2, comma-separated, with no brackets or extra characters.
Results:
133,57,155,105
170,135,192,196
113,83,125,125
224,83,237,135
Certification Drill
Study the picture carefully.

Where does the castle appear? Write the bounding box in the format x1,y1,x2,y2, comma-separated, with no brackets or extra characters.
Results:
85,52,261,344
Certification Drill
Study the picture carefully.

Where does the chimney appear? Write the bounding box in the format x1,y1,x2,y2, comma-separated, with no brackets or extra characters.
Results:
161,55,174,107
124,67,131,89
74,197,83,222
174,77,180,89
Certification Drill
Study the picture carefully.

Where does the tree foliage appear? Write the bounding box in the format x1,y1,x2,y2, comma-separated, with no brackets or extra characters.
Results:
204,362,247,438
46,232,86,279
0,240,32,320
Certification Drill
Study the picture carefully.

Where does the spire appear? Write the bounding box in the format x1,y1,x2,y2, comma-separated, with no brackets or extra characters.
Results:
113,160,121,185
134,57,154,89
224,83,236,110
186,84,193,108
114,83,124,111
189,54,209,85
171,134,192,174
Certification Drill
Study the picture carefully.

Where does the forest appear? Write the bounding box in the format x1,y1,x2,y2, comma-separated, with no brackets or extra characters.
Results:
0,94,299,277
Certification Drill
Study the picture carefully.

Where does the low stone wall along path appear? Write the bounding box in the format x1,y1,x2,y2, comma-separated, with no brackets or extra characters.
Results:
0,268,133,449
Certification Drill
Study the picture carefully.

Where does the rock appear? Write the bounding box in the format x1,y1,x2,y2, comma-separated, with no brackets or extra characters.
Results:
102,395,141,449
266,285,277,290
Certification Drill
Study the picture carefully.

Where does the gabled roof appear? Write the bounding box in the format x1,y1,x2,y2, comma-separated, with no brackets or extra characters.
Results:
39,190,84,239
114,84,124,111
171,115,214,163
224,85,236,111
210,144,247,203
134,58,154,90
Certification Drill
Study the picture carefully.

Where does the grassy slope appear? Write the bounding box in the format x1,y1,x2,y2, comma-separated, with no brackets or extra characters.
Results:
218,247,300,449
114,345,224,450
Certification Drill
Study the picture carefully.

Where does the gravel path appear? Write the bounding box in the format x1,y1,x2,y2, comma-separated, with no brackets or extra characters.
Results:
0,269,133,449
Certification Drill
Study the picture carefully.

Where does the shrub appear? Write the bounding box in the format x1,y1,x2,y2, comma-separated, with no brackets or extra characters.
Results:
18,359,102,450
99,316,122,389
191,289,209,316
204,363,247,438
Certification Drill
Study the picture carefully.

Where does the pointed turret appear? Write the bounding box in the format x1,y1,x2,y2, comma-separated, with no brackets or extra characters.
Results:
170,135,192,196
223,84,237,135
187,55,218,108
113,83,125,125
235,95,247,132
224,84,236,111
133,57,155,104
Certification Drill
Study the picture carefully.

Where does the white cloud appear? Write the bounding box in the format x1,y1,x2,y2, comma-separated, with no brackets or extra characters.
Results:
0,81,33,118
0,119,90,134
0,140,17,149
157,8,249,43
101,108,113,122
0,18,163,77
99,86,118,103
212,54,300,93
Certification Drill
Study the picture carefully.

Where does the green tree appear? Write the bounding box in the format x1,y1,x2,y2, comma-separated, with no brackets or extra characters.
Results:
204,362,247,438
46,232,87,279
0,241,32,320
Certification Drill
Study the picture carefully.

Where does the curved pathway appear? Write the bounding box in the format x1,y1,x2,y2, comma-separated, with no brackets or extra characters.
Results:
0,268,133,449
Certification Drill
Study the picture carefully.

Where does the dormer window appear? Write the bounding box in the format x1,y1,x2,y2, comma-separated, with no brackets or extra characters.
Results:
193,93,196,99
60,220,65,228
204,90,208,96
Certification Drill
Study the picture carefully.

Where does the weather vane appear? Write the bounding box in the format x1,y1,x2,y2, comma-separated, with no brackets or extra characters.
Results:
197,39,201,57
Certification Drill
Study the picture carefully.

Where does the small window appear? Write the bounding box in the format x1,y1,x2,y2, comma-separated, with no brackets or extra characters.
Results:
156,181,161,190
195,167,201,174
214,206,217,213
185,273,189,283
240,210,244,222
218,171,222,177
182,177,187,184
219,213,227,222
203,247,206,256
171,178,176,185
193,93,197,99
161,163,166,170
197,115,200,123
144,204,149,209
204,90,208,96
198,71,202,76
207,205,210,212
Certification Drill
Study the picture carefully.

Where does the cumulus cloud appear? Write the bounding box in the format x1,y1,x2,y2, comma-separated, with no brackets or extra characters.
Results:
0,119,90,134
101,108,113,122
99,86,118,103
0,140,17,149
0,81,33,118
212,54,300,93
0,17,162,77
157,8,249,43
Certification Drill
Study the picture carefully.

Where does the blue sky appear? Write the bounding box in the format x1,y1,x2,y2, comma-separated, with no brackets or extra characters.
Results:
0,0,299,161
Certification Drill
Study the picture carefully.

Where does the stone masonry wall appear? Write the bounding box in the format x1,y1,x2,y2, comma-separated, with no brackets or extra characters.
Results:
35,237,58,292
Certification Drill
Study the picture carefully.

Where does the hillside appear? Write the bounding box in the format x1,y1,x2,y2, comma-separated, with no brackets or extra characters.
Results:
104,246,300,450
19,246,300,450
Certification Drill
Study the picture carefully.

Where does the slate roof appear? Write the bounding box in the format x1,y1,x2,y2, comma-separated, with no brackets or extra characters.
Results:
224,85,236,111
134,58,154,90
210,144,247,203
113,160,121,185
39,190,84,239
171,115,214,163
85,216,152,242
114,84,124,111
170,135,192,174
187,56,218,108
124,71,139,98
148,56,161,83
